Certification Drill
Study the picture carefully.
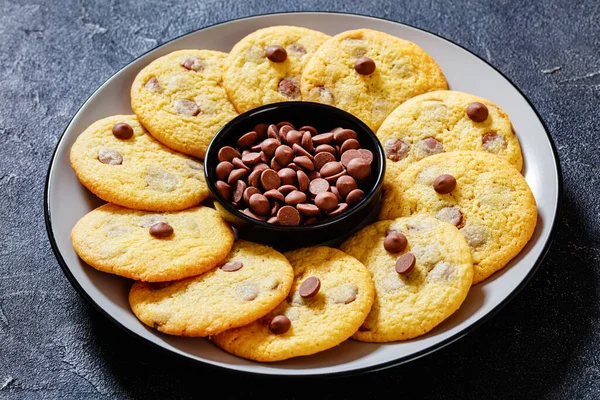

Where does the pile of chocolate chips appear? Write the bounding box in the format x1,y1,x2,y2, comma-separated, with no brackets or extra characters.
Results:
213,122,375,226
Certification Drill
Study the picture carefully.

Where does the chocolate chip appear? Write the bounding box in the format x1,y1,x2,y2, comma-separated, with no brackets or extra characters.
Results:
243,186,261,204
436,206,463,227
278,184,297,194
112,122,134,139
358,149,374,164
172,99,200,116
277,206,301,226
324,170,347,185
182,56,206,72
254,123,269,139
241,152,261,165
336,175,357,198
269,315,291,334
340,139,361,154
327,202,348,217
242,208,267,221
466,102,489,122
285,190,307,206
286,130,303,147
330,185,342,201
277,121,295,129
215,181,231,200
145,77,160,91
274,145,294,166
320,161,344,177
261,138,280,156
301,131,314,152
314,152,336,170
227,168,248,185
299,276,321,298
308,171,321,180
384,139,410,162
98,148,123,165
297,170,310,192
278,168,297,186
247,169,262,188
218,146,240,162
315,191,338,211
347,158,371,180
433,174,456,194
315,144,336,154
384,231,408,253
149,222,173,238
312,132,334,145
267,124,279,140
346,189,365,206
264,189,285,202
293,156,315,171
270,158,282,171
308,178,330,196
267,216,278,224
482,132,507,153
265,45,287,62
238,131,258,149
278,78,300,98
354,56,376,75
221,261,243,272
232,157,250,171
214,161,232,181
396,253,416,274
259,169,281,191
299,125,318,135
297,203,319,216
249,193,270,215
334,129,358,143
232,179,247,203
292,143,314,160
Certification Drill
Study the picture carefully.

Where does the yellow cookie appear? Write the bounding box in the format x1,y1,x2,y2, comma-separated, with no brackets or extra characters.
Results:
378,90,523,191
131,50,238,158
340,215,473,342
379,151,537,283
71,204,234,282
129,240,294,337
223,26,330,113
301,29,447,131
70,115,209,212
211,246,374,362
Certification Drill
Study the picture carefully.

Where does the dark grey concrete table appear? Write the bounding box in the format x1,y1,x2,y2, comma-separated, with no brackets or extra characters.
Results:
1,0,598,398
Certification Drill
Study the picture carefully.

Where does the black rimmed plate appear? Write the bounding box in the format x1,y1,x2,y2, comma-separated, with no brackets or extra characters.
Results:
45,12,561,377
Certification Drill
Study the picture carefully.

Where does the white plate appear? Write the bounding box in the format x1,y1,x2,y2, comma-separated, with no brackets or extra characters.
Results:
45,12,561,376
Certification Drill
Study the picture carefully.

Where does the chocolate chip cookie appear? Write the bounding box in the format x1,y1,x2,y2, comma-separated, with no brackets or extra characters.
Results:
71,204,234,282
379,151,537,284
340,215,473,342
129,240,294,337
69,115,209,211
301,29,448,131
130,50,238,159
211,246,374,362
223,26,330,113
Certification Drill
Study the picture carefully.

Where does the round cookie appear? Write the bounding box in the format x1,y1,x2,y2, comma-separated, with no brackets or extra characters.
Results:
211,246,374,362
223,26,330,113
340,215,473,342
71,204,234,282
301,29,447,131
379,151,537,284
70,115,209,212
377,90,523,189
131,50,238,158
129,240,294,337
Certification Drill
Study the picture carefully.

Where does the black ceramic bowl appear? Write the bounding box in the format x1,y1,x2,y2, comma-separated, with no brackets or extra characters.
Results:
204,101,385,251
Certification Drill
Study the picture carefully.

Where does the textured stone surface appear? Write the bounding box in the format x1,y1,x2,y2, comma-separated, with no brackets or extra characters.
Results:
0,0,599,398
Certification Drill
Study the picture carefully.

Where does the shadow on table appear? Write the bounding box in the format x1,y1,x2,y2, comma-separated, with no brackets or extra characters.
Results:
87,188,596,399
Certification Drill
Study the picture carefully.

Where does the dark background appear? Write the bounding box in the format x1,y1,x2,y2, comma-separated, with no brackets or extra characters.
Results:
1,0,599,398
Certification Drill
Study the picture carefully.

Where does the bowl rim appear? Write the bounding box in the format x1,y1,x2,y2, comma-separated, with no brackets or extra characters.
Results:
203,100,386,231
43,11,563,378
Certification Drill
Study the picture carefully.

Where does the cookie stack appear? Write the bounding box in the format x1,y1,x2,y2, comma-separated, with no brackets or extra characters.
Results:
69,25,537,362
